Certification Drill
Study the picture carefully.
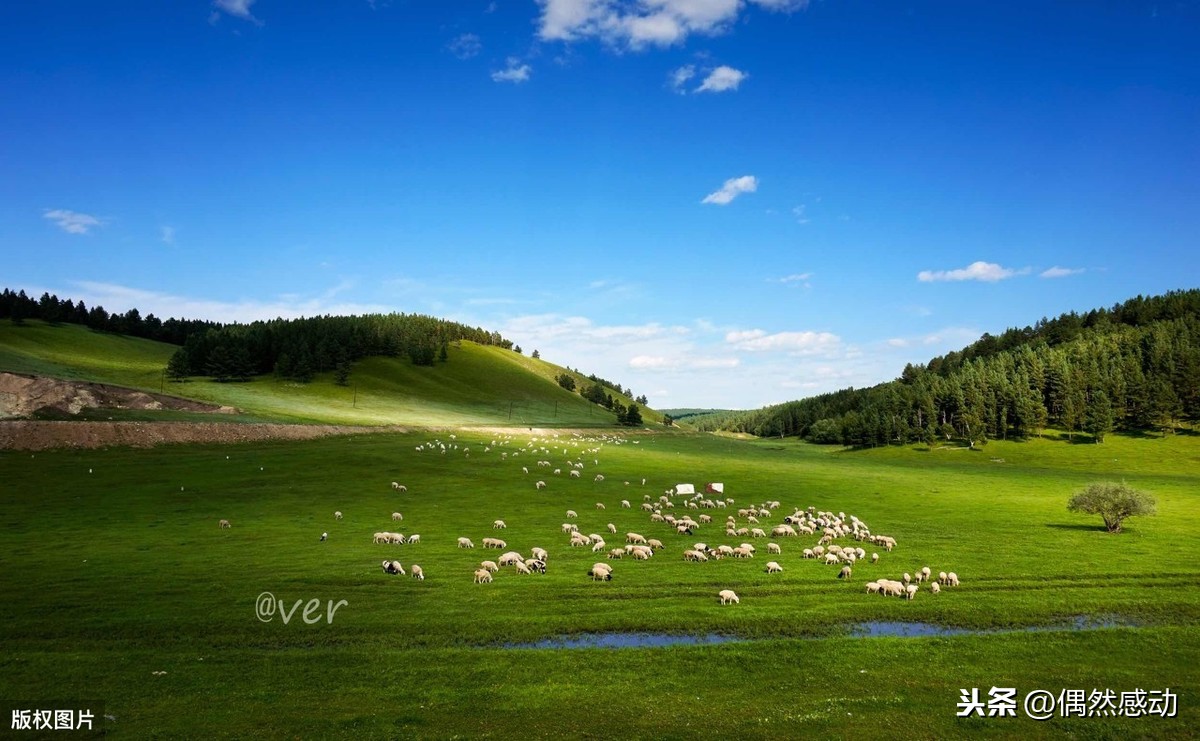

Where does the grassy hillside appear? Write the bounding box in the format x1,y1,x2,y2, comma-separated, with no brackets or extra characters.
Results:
0,429,1196,736
0,321,645,427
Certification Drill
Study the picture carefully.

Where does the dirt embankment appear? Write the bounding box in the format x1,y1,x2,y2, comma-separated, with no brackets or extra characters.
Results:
0,372,409,450
0,421,408,451
0,372,237,419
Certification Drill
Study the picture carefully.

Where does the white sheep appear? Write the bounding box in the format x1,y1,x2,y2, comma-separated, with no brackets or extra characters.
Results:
595,502,605,510
391,482,407,492
410,564,424,580
536,480,547,490
838,565,852,579
802,548,815,559
947,572,960,587
921,566,932,580
767,543,782,554
480,560,499,572
334,511,343,520
493,520,507,529
392,512,403,521
566,510,578,518
499,551,524,566
218,519,231,529
592,540,607,553
530,547,548,561
514,561,532,575
871,553,879,564
457,537,474,549
766,561,783,573
608,548,625,559
589,563,613,581
865,581,881,594
594,474,605,482
473,569,493,584
621,499,631,508
570,470,581,478
407,534,420,544
718,589,740,605
905,583,918,600
683,549,708,562
930,582,941,594
625,533,647,545
607,523,617,534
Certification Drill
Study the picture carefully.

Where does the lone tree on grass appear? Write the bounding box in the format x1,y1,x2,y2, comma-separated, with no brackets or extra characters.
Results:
1067,482,1156,533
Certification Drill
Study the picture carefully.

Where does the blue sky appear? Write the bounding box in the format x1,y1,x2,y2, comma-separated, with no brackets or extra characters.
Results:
2,1,1198,408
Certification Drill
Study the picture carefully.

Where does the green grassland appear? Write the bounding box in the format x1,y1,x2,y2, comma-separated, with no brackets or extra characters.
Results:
1,428,1197,737
0,321,660,427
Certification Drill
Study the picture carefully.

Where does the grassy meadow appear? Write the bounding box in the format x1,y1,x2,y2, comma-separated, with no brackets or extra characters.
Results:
0,321,661,427
1,427,1197,737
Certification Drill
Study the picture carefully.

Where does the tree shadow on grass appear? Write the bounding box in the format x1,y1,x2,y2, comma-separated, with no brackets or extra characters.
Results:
1045,523,1105,532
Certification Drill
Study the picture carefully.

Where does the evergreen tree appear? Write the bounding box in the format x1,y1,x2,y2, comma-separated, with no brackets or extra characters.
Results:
1085,389,1114,442
166,349,190,381
622,403,643,427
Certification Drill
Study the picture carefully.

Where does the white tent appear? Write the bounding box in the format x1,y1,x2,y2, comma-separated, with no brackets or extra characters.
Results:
674,483,695,495
706,482,724,494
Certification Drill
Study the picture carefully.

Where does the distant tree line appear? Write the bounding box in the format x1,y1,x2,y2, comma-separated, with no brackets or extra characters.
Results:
703,290,1200,446
1,286,515,384
1,288,220,345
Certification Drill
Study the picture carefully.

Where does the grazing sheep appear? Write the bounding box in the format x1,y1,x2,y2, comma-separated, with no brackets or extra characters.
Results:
524,559,547,574
592,540,606,553
483,538,507,549
766,561,783,573
218,519,231,529
802,548,815,559
457,537,474,549
765,542,782,555
530,547,548,561
871,553,879,564
646,539,665,550
493,520,507,529
514,561,532,575
480,560,499,572
732,547,754,559
392,512,403,521
621,499,631,508
812,546,825,557
905,583,918,600
838,565,852,579
320,532,328,541
589,563,613,581
903,573,912,584
387,560,406,575
334,511,343,520
930,582,941,594
718,589,740,605
553,469,561,475
596,502,606,510
473,569,493,584
608,548,625,559
373,532,387,544
570,469,581,478
921,566,932,580
630,547,652,560
407,534,420,544
683,549,709,562
947,572,960,587
522,467,529,474
824,553,840,565
625,533,647,545
391,482,407,492
607,523,617,534
938,571,948,585
536,481,547,490
410,564,424,580
594,474,605,482
566,510,578,519
865,581,881,594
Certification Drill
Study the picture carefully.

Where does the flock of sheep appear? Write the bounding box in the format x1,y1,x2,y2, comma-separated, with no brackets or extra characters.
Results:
218,430,962,609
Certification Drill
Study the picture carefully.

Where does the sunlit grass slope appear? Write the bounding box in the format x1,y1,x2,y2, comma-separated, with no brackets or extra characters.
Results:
0,321,636,426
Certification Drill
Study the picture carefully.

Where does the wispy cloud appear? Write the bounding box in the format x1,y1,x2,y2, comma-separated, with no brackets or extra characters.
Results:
725,328,840,354
448,33,482,60
1040,266,1085,279
537,0,806,49
63,281,390,323
773,273,812,284
791,204,809,224
629,355,739,371
668,64,695,93
160,226,175,246
491,57,532,83
43,209,103,235
211,0,261,24
701,175,758,205
917,261,1027,283
695,65,747,93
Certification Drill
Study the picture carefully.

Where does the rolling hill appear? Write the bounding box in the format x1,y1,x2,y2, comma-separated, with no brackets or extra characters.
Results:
0,320,661,427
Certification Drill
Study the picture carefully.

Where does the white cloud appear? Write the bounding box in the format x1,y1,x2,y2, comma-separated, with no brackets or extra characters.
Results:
917,261,1027,283
64,281,389,323
212,0,260,23
668,64,695,93
701,175,758,205
774,273,812,284
886,338,908,348
791,204,809,224
448,33,482,59
160,226,175,245
629,355,739,371
1040,266,1085,279
536,0,803,48
43,209,103,235
695,65,747,93
492,57,532,83
725,328,840,354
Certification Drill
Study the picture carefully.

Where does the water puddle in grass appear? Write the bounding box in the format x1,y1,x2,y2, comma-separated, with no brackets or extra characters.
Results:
849,615,1136,638
506,632,742,649
501,616,1136,650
